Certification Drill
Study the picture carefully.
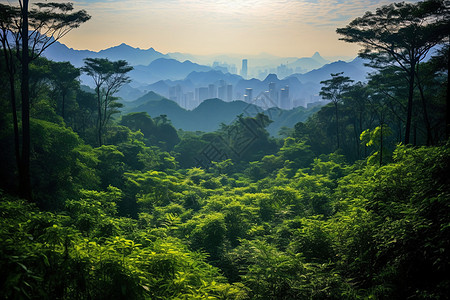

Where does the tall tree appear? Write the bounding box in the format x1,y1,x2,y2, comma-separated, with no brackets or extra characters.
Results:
337,0,450,144
82,58,132,146
0,1,90,200
320,72,353,150
49,61,80,120
341,82,370,159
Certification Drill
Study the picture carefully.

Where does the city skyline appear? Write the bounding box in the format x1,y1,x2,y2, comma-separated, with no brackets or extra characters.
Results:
1,0,421,58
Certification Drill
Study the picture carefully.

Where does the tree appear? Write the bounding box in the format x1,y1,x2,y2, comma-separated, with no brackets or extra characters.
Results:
49,61,80,119
337,0,450,144
341,82,371,159
320,72,353,150
82,58,133,146
0,1,90,200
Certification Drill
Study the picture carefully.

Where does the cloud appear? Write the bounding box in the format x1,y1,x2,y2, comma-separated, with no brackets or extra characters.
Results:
4,0,420,56
67,0,422,31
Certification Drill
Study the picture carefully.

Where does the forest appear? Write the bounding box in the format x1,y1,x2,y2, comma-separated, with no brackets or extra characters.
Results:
0,0,450,299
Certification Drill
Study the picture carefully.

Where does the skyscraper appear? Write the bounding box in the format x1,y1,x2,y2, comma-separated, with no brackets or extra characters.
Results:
269,82,277,104
244,88,253,103
198,87,209,103
218,85,226,100
208,84,216,99
241,59,248,79
227,85,233,101
280,85,290,110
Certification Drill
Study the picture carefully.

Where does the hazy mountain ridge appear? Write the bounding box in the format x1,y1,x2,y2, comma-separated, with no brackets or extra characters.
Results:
289,57,371,84
128,58,370,108
42,40,370,108
125,92,321,135
43,41,168,67
130,58,213,84
44,39,336,77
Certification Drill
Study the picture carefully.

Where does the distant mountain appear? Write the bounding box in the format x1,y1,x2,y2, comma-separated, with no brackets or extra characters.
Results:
128,98,189,127
288,52,330,73
115,84,146,102
128,57,371,110
43,41,168,67
291,57,371,84
127,96,252,132
266,105,323,136
311,52,329,65
125,93,320,134
43,40,94,67
135,80,173,99
123,91,167,108
42,39,367,108
129,58,213,84
185,70,243,87
189,98,252,132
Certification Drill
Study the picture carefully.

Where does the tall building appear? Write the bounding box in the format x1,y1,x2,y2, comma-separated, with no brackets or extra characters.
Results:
269,82,277,104
217,80,226,100
208,84,216,99
279,85,290,110
241,59,248,79
184,92,195,109
227,85,233,101
244,88,253,103
169,85,183,106
198,87,209,103
218,85,226,100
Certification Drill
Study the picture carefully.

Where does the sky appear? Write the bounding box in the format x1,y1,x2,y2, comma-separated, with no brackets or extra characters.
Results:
3,0,420,58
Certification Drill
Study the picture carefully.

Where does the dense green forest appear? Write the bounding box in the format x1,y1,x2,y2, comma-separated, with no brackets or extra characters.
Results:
1,0,450,299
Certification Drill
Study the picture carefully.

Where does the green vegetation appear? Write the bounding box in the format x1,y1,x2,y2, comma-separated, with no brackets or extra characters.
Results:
1,0,449,299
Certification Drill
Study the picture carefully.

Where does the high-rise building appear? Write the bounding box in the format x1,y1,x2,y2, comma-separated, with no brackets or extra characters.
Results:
244,88,253,103
184,92,195,109
218,85,226,100
208,84,216,99
280,85,290,110
198,87,209,103
269,82,277,104
169,85,183,105
227,85,233,101
241,59,248,79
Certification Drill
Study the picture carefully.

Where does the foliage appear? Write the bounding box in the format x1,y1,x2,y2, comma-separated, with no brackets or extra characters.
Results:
0,1,449,298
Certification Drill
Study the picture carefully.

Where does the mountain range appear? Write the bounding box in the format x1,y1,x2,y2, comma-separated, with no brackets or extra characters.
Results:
42,40,371,109
123,92,322,135
43,42,168,67
122,58,370,107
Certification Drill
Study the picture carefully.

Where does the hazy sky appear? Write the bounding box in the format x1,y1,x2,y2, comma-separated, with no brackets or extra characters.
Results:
5,0,420,57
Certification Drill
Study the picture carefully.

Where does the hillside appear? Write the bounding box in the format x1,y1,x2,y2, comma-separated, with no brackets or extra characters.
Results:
125,93,322,134
43,41,168,67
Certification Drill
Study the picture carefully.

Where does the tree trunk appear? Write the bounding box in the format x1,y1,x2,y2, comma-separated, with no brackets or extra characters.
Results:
20,0,32,200
405,61,416,145
335,101,340,150
2,43,21,187
96,88,102,146
446,44,450,140
415,65,433,145
379,123,383,166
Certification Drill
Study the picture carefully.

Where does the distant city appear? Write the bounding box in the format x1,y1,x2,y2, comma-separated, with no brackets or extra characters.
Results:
168,59,319,110
42,40,369,111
